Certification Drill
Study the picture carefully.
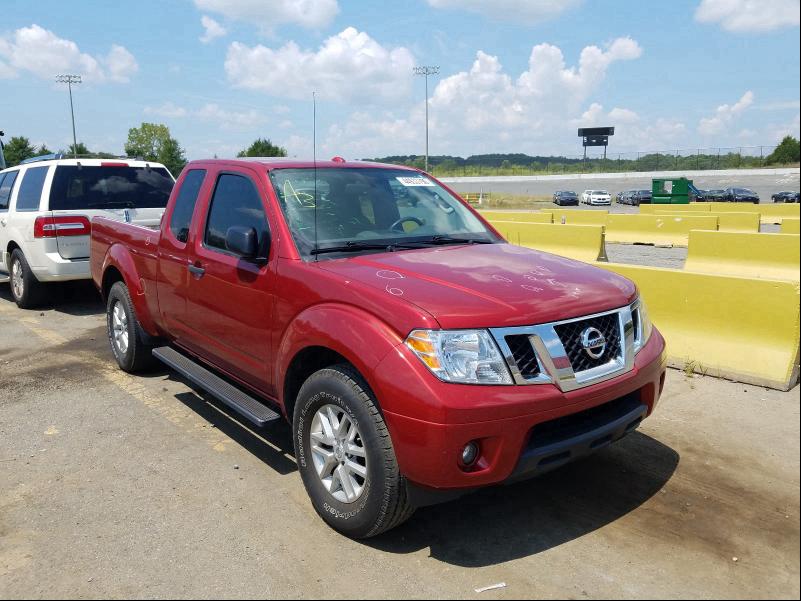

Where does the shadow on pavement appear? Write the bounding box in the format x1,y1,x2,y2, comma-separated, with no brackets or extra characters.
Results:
367,431,679,567
0,279,104,316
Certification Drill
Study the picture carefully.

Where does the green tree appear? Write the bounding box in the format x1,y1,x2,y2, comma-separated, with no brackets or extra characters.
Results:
157,136,187,177
68,142,91,156
37,144,52,155
766,136,800,165
4,136,36,166
237,138,287,157
125,123,172,160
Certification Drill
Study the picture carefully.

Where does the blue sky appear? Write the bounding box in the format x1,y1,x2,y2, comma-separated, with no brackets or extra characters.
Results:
2,0,799,161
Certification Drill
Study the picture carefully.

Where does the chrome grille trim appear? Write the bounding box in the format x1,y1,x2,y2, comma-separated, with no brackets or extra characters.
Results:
490,305,636,392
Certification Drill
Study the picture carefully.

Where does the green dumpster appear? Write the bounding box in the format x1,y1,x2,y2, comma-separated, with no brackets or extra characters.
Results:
652,177,694,204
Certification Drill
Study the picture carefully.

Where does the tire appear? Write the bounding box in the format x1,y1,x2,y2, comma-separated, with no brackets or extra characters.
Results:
293,364,414,539
9,249,47,309
106,281,157,373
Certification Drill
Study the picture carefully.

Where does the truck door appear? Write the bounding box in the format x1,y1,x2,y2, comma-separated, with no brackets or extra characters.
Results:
156,168,208,338
182,169,275,393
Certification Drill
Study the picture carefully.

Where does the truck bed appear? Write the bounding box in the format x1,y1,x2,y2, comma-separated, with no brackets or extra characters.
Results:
90,216,162,292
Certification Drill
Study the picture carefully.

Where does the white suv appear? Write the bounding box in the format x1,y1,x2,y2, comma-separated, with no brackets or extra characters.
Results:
581,190,612,206
0,155,174,308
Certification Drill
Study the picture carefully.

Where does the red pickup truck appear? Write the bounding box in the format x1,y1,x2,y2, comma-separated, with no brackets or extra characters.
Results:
91,158,667,538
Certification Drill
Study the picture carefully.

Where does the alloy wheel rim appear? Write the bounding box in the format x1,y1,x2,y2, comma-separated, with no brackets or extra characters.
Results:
11,259,23,299
310,404,368,504
111,301,129,354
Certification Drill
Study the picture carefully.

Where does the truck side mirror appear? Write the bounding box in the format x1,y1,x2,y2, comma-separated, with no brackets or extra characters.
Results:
226,226,259,259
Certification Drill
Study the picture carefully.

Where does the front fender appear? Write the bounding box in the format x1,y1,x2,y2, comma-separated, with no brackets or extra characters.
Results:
276,303,405,409
102,243,160,337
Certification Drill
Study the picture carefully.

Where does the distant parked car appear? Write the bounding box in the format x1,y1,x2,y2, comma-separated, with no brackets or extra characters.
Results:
615,191,624,203
724,187,759,203
581,190,612,206
630,189,652,206
552,190,579,206
696,188,727,202
772,191,800,203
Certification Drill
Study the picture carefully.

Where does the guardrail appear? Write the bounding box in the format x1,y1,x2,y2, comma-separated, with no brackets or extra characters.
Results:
604,214,719,246
538,209,609,226
781,218,800,234
684,231,800,281
654,210,760,233
491,221,606,262
596,262,800,390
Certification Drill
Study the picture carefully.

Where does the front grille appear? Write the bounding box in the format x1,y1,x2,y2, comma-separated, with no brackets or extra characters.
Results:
505,334,540,378
554,312,622,373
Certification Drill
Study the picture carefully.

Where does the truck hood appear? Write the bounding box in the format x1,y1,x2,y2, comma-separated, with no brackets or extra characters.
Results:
317,243,637,329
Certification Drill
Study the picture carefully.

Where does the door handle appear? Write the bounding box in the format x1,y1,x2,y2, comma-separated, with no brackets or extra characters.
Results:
188,263,205,277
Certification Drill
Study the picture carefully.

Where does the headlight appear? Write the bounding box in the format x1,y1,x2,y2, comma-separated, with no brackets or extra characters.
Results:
405,329,513,385
632,298,653,353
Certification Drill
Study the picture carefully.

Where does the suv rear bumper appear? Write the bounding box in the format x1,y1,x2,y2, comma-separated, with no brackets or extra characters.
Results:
374,328,666,491
29,252,90,282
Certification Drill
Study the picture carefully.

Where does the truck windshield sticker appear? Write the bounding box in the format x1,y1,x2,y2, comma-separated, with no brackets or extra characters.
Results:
396,176,434,187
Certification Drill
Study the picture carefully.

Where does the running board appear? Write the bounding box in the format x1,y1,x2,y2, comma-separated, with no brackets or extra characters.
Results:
152,346,281,426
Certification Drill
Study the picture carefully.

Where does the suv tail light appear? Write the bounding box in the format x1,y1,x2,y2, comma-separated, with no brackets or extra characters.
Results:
34,215,92,238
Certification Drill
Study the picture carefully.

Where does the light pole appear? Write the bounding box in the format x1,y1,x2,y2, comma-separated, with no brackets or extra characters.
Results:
413,65,439,172
55,74,82,157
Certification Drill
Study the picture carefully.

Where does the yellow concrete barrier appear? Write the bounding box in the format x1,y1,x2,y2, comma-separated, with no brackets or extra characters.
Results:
492,221,606,262
540,208,609,226
781,218,800,234
639,203,711,213
655,211,760,232
596,262,800,390
478,211,553,223
605,214,719,246
684,230,800,281
708,202,801,224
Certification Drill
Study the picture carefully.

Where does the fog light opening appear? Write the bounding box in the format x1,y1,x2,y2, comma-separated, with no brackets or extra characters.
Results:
460,441,480,468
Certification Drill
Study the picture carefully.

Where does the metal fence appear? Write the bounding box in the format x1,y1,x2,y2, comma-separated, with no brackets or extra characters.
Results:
420,145,786,177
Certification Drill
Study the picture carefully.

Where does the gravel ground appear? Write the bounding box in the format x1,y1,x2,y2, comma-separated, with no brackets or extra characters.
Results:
0,283,799,599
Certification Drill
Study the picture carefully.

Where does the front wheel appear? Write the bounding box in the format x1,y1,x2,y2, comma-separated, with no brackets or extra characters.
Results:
293,365,414,538
106,281,157,373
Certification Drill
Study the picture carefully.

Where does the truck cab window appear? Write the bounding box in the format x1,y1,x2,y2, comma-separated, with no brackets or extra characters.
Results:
169,169,206,243
205,173,269,256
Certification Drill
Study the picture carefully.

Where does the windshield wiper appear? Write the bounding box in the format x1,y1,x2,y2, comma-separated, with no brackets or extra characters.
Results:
418,235,493,246
310,241,422,256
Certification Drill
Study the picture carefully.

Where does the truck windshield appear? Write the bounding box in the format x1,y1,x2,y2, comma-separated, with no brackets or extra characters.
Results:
269,168,496,258
49,165,174,210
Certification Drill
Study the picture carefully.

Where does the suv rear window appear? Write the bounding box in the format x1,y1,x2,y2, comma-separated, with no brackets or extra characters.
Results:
49,165,173,211
16,166,49,211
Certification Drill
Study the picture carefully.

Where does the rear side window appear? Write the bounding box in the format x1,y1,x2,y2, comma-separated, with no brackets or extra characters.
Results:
0,171,18,210
169,169,206,243
205,173,269,255
49,165,174,210
15,166,49,211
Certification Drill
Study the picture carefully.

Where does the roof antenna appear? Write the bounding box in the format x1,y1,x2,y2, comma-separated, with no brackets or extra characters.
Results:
313,91,319,261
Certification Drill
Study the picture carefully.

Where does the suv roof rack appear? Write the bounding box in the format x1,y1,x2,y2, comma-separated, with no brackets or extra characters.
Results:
20,153,66,164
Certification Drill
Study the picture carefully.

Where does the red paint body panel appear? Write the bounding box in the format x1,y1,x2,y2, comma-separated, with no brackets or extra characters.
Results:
90,158,667,491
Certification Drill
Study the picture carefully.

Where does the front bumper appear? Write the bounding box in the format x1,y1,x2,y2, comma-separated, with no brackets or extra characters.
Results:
373,328,666,491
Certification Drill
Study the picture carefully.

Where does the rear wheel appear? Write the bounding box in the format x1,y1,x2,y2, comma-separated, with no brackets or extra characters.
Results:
293,364,414,538
9,249,47,309
106,281,157,372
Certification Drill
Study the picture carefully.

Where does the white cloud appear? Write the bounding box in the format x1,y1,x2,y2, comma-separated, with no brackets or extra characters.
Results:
194,0,338,32
104,45,138,82
194,103,268,127
322,38,644,157
698,90,755,135
573,104,687,151
695,0,800,32
144,102,189,118
225,27,415,101
426,0,581,23
0,24,137,83
199,15,227,43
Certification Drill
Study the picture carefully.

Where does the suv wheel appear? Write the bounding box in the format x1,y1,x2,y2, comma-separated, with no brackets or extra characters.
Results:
293,364,414,538
106,281,157,372
9,249,47,309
